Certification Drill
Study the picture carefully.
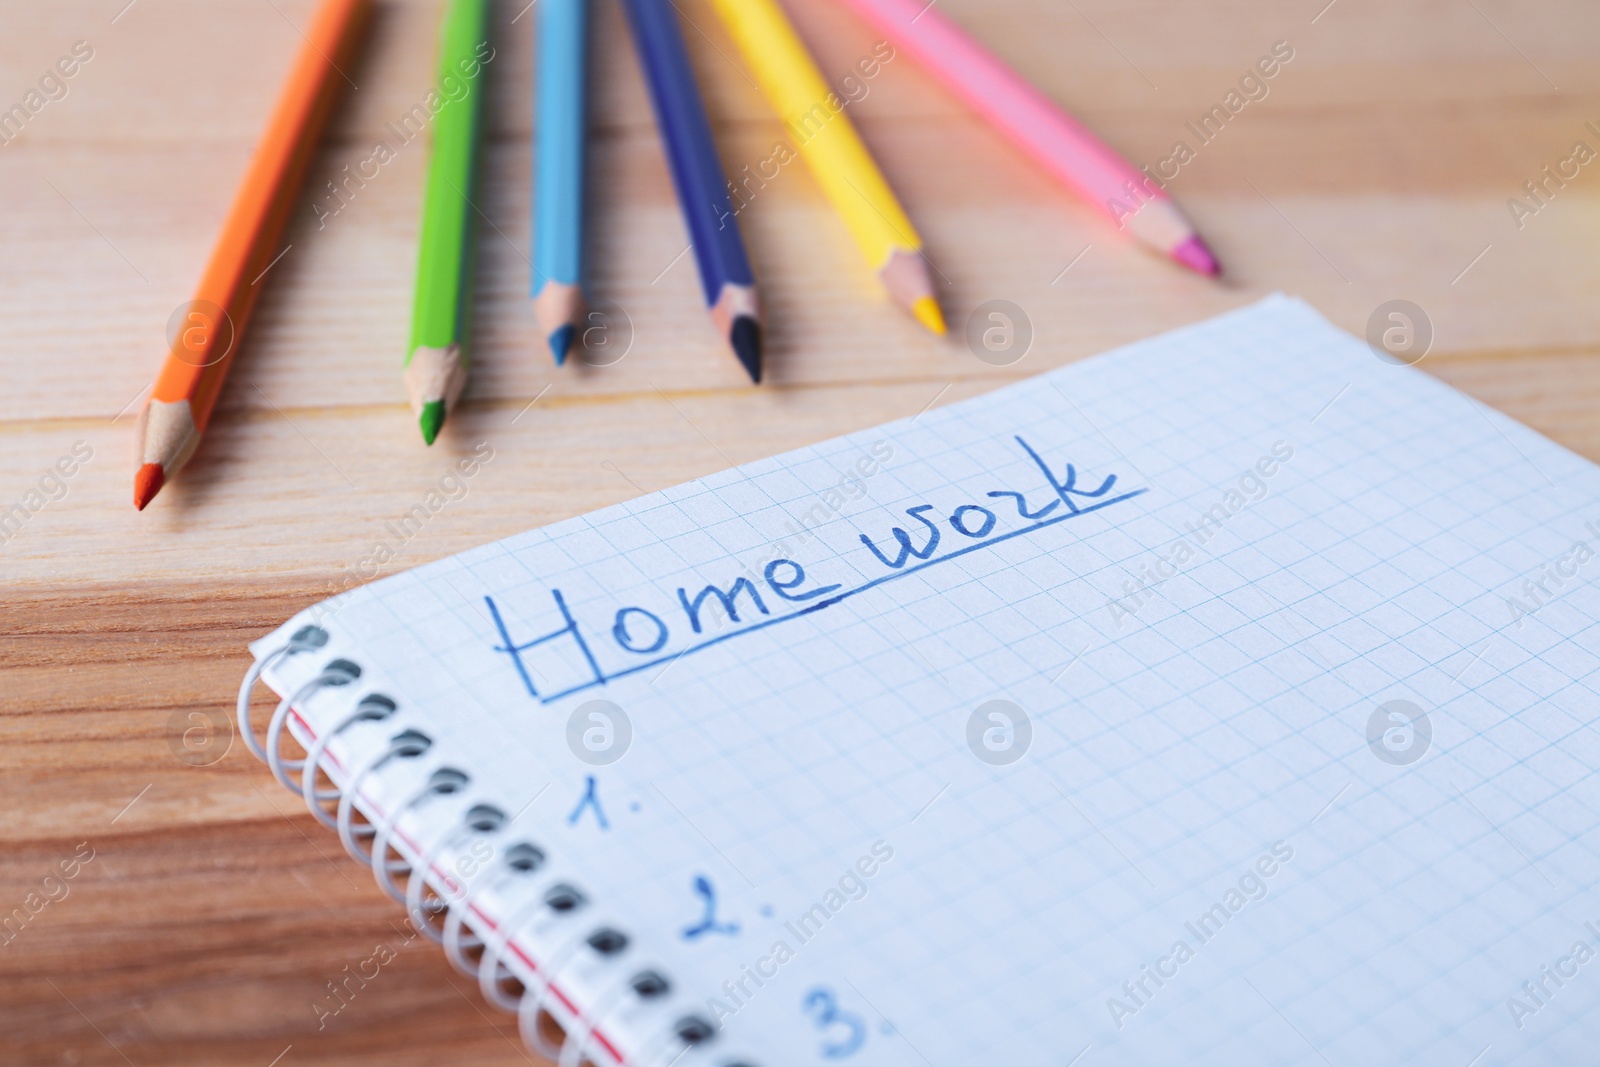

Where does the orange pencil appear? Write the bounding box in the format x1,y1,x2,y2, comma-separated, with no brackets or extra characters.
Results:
134,0,368,510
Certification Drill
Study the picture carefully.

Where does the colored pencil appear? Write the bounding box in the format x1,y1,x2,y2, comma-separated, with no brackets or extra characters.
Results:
134,0,368,510
708,0,944,336
832,0,1221,276
620,0,762,382
533,0,589,365
406,0,492,445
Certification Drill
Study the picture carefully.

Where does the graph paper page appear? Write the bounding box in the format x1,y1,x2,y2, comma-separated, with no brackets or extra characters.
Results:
258,295,1600,1066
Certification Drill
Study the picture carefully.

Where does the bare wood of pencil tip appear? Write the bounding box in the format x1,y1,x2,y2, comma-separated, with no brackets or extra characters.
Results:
134,399,197,510
709,0,947,335
710,282,763,384
403,345,469,446
835,0,1221,277
132,0,369,509
623,0,763,384
880,248,946,336
534,280,585,366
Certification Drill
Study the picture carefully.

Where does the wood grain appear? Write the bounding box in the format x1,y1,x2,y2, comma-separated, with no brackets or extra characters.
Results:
3,0,1598,1063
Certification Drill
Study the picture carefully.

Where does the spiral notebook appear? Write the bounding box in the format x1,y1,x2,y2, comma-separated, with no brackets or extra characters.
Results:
244,295,1600,1066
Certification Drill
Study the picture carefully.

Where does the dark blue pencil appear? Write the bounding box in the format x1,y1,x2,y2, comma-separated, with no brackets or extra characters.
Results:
620,0,762,382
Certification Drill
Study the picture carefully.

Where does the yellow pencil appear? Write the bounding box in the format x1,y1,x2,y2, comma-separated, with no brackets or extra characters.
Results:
708,0,945,335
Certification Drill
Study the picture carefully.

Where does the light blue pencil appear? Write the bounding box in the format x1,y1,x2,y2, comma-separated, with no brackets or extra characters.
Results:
533,0,588,364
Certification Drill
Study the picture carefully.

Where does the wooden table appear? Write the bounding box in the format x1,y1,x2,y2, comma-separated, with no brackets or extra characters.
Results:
3,0,1596,1063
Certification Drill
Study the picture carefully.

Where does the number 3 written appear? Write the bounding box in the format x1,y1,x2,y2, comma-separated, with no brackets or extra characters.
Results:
802,986,866,1059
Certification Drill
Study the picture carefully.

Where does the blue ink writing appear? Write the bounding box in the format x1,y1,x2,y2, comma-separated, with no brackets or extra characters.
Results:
681,874,740,940
803,986,867,1059
859,503,940,569
679,577,769,634
485,437,1145,705
986,487,1059,521
612,606,668,653
567,774,609,831
765,559,840,602
1014,434,1118,513
489,589,604,702
950,504,997,538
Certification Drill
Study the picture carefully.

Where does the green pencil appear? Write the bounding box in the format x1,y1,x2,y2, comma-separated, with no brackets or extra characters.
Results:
404,0,491,445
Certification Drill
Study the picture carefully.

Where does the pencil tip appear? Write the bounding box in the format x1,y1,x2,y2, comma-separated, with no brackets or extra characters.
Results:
419,401,445,445
1172,235,1221,277
730,315,762,384
133,463,164,510
549,324,575,366
911,296,947,336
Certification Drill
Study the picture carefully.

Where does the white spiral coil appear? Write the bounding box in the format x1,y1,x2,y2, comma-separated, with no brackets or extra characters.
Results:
240,636,752,1067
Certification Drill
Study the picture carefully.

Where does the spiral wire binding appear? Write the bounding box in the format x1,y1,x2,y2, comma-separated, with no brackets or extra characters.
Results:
442,841,546,977
631,1012,720,1067
237,625,327,763
300,694,397,828
478,881,587,1011
368,767,470,904
242,634,750,1067
336,728,432,865
266,659,361,792
557,965,672,1067
404,803,506,942
517,922,630,1058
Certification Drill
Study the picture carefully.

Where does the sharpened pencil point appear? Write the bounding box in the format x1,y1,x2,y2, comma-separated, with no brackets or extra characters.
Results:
419,401,446,446
134,463,164,511
911,296,947,336
730,315,762,384
1172,235,1221,277
550,324,575,366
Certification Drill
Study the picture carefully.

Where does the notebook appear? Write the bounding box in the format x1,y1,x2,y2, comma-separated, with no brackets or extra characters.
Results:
244,295,1600,1066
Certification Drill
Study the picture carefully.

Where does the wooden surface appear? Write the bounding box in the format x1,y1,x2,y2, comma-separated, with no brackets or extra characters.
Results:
3,0,1598,1063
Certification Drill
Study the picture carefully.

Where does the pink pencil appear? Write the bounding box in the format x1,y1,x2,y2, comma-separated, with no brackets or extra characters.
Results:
833,0,1220,276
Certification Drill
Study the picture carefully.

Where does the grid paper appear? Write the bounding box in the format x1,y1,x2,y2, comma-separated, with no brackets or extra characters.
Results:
256,296,1600,1067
